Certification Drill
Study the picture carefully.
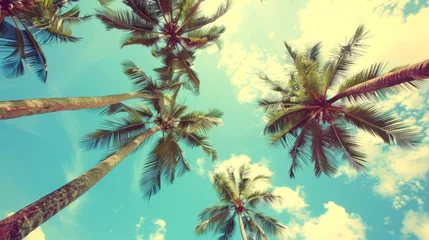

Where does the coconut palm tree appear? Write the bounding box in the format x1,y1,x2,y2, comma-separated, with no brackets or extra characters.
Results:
195,164,285,240
259,25,428,178
0,68,222,239
0,0,90,82
95,0,232,90
0,59,190,120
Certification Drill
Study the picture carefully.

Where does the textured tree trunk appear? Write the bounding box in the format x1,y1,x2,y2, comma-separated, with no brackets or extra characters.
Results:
0,126,162,240
238,213,248,240
328,58,429,103
0,92,153,120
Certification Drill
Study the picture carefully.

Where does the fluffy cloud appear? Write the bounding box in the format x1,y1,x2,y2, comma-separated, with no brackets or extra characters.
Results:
280,202,368,240
272,186,309,219
298,202,367,240
196,158,206,176
218,42,282,103
5,213,46,240
149,219,167,240
401,210,429,239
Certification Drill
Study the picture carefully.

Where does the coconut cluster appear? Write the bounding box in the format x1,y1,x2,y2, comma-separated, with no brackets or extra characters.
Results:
0,0,36,14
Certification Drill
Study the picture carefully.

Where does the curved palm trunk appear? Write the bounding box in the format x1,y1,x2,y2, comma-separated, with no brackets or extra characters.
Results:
328,58,429,103
238,213,248,240
0,126,162,240
0,92,153,120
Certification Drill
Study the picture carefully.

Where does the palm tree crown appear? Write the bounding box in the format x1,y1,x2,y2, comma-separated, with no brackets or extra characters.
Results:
260,25,425,178
0,0,89,82
195,164,285,240
96,0,232,90
82,60,223,199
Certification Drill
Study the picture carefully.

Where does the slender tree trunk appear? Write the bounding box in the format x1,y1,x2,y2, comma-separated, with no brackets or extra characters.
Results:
328,58,429,104
0,126,162,240
238,213,248,240
0,92,153,120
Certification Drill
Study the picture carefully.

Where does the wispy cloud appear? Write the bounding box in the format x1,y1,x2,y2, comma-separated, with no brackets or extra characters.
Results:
196,158,206,176
136,216,145,240
149,219,167,240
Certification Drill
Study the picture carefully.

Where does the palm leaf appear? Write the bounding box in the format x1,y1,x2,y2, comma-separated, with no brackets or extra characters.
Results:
253,212,284,237
80,115,145,150
327,123,366,172
343,104,421,149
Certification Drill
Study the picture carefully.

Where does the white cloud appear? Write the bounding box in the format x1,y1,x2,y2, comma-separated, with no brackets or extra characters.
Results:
5,213,46,240
384,216,391,225
218,42,286,103
299,202,367,240
281,202,368,240
268,32,275,39
334,165,360,182
136,217,145,240
272,186,309,219
401,210,429,239
149,219,167,240
196,158,206,176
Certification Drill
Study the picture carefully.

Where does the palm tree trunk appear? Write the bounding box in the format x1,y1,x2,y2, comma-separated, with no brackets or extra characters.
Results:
0,92,153,120
0,126,162,240
238,213,248,240
328,58,429,104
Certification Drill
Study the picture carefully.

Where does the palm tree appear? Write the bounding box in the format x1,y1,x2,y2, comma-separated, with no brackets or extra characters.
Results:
95,0,232,90
259,25,428,178
0,68,222,239
0,60,188,120
0,0,90,82
195,164,285,240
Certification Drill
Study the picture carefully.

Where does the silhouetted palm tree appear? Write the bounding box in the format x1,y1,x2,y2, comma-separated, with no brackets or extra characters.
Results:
259,25,428,178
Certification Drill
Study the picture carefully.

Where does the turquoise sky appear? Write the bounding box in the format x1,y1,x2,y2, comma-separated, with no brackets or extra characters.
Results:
1,0,429,239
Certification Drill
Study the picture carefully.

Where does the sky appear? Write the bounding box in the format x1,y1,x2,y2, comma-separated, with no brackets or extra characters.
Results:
1,0,429,239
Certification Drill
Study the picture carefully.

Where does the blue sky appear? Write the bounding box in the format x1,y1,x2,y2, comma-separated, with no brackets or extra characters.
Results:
1,0,429,239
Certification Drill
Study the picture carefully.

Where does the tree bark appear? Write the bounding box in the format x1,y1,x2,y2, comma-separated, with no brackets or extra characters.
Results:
0,92,154,120
238,213,248,240
328,58,429,104
0,126,162,240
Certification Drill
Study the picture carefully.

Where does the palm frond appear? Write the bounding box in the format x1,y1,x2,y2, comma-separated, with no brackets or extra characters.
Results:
343,104,422,149
328,59,429,104
324,24,370,93
245,189,282,209
212,172,238,202
306,41,322,62
178,108,223,134
195,206,231,235
121,32,161,47
327,123,366,172
80,115,146,150
95,7,155,32
253,212,284,237
336,62,386,102
123,0,161,24
217,213,236,240
178,131,218,161
183,0,232,33
141,134,191,199
264,106,311,134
